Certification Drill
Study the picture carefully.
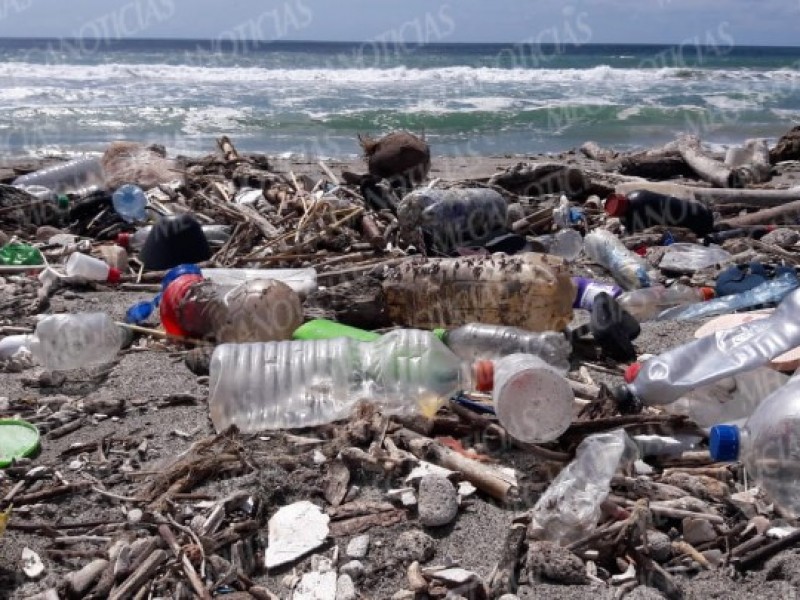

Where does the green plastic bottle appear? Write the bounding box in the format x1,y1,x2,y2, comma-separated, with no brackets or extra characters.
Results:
292,319,380,342
0,242,44,266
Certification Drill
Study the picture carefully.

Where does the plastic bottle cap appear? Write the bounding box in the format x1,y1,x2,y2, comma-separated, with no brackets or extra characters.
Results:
604,193,629,217
160,273,204,336
624,362,642,383
709,424,740,462
474,360,494,392
161,264,202,291
700,287,715,301
106,267,122,284
432,328,447,341
125,300,155,324
0,419,40,468
57,195,69,210
116,233,131,248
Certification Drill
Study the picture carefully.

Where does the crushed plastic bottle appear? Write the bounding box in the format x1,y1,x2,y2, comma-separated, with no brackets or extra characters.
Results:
571,277,622,311
617,284,715,322
434,323,571,372
112,184,147,223
202,267,317,297
209,329,470,432
0,242,44,266
27,313,125,371
13,156,104,193
710,370,800,516
658,243,732,273
584,229,653,290
64,252,121,283
533,229,583,261
529,429,636,545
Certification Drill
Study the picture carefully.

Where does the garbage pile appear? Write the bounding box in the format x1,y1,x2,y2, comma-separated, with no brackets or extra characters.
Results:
2,127,800,599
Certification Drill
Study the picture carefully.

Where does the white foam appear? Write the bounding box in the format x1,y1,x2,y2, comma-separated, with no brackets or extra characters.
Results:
704,95,759,110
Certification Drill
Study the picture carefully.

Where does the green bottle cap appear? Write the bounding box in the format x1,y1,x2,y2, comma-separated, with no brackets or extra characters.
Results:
432,328,447,341
57,195,70,210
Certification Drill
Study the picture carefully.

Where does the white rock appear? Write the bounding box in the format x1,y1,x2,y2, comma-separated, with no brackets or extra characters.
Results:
339,560,365,581
457,481,477,500
265,501,330,570
313,450,327,465
126,509,143,524
430,567,478,585
405,461,454,484
22,548,44,579
293,570,337,600
346,535,369,559
401,491,417,508
335,574,356,600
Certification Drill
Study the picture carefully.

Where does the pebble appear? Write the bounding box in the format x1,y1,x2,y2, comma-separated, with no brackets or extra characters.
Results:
526,541,588,585
702,549,724,567
0,230,8,246
498,596,520,600
335,574,356,600
293,570,337,600
417,475,458,527
682,517,717,546
339,560,365,581
346,535,369,559
394,530,435,564
645,530,673,563
761,227,800,248
126,509,143,524
750,515,771,535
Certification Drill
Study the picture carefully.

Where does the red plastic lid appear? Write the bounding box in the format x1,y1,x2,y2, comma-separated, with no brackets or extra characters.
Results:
474,360,494,392
605,193,629,217
624,362,642,383
700,287,715,301
116,233,131,249
107,267,122,284
160,274,203,336
633,245,647,257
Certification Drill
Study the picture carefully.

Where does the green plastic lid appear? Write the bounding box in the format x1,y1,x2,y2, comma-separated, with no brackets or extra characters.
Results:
293,319,380,342
0,419,40,468
432,328,447,341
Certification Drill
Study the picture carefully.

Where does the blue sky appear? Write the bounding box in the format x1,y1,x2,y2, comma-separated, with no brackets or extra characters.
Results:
0,0,797,46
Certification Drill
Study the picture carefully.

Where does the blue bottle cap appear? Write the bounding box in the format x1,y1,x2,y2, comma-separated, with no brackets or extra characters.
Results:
709,424,740,462
125,300,155,324
161,264,202,291
663,231,675,246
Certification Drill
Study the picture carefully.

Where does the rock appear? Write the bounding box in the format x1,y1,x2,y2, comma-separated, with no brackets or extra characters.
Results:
293,570,337,600
335,574,356,600
457,481,477,501
770,125,800,163
394,530,435,564
21,548,44,579
661,473,729,501
346,535,369,559
0,230,10,246
761,228,800,248
702,549,724,567
498,596,520,600
405,461,454,485
730,489,761,519
417,475,459,527
431,568,479,585
526,541,588,585
749,515,771,535
358,131,430,187
126,509,143,524
391,591,416,600
626,585,670,600
339,560,365,581
265,501,330,570
682,517,717,546
645,530,673,563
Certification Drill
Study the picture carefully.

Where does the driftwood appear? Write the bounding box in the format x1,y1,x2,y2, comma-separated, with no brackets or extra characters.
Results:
487,520,527,596
717,198,800,228
488,162,590,198
678,135,740,188
693,187,800,208
580,141,617,162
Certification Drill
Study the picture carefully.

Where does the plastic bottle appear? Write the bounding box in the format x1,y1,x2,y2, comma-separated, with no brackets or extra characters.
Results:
434,323,571,372
27,313,124,371
709,370,800,515
656,271,799,321
117,224,232,251
397,188,508,254
584,229,653,290
65,253,122,283
659,243,732,273
572,277,622,311
208,329,471,432
293,319,380,342
383,252,575,332
12,156,105,193
616,284,715,322
529,429,636,545
202,267,317,297
532,229,583,261
160,269,302,343
605,190,715,236
0,242,44,266
112,184,147,223
553,195,584,229
617,287,800,409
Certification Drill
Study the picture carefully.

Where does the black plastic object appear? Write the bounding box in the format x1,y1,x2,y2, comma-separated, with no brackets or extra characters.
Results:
590,292,641,362
606,189,715,236
705,225,773,245
612,384,643,414
139,214,212,271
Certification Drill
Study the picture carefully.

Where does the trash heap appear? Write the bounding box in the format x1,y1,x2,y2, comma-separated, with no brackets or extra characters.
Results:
2,127,800,599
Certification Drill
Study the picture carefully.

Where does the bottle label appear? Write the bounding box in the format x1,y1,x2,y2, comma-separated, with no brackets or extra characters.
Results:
578,282,622,310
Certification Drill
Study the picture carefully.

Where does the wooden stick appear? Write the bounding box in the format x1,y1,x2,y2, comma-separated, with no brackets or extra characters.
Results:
736,528,800,571
159,524,211,600
109,548,167,600
65,558,109,597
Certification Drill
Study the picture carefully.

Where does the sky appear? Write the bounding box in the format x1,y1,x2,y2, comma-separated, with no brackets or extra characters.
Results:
0,0,797,46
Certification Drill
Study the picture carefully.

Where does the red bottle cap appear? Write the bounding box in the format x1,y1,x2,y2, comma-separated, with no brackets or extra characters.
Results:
474,360,494,392
106,267,122,284
160,274,204,336
604,193,629,217
116,233,131,249
700,287,715,301
624,362,642,383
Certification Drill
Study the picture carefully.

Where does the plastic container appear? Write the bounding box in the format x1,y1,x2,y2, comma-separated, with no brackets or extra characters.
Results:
112,184,147,223
605,190,715,236
160,274,302,342
659,243,731,273
202,267,318,297
12,156,105,193
532,229,583,261
572,277,622,311
529,429,635,545
208,329,471,432
435,323,571,372
553,195,585,228
656,271,799,321
117,224,232,251
710,370,800,515
483,353,575,443
616,284,715,322
619,287,800,408
584,229,653,290
65,252,121,283
293,319,380,342
383,252,575,332
27,313,124,371
397,188,508,254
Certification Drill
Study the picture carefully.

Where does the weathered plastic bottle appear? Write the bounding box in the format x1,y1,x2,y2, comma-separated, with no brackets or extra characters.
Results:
117,224,232,251
112,184,147,223
605,190,715,236
616,284,715,322
27,313,124,371
209,330,470,432
201,267,317,297
397,188,508,254
710,370,800,515
584,229,652,290
659,243,731,273
382,253,575,332
532,229,583,261
617,287,800,409
65,252,122,283
434,323,571,372
13,156,105,193
572,277,622,311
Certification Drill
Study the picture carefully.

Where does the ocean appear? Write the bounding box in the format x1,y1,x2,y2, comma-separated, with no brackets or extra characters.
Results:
0,38,799,159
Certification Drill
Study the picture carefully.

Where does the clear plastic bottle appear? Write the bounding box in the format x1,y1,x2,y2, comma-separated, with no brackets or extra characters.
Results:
710,370,800,515
434,323,571,372
117,224,232,251
584,229,653,290
13,156,105,193
533,229,584,261
619,287,800,408
27,313,124,371
656,271,799,321
617,284,715,322
65,253,122,283
208,329,471,432
112,184,147,223
202,267,317,297
659,243,731,273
